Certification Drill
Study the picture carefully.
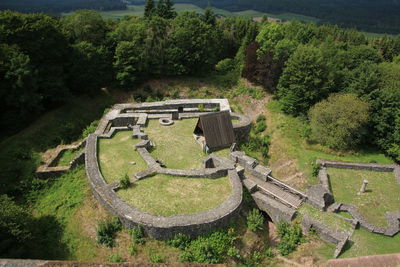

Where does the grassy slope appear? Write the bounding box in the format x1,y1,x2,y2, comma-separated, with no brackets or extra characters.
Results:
266,100,393,187
328,168,400,227
145,118,206,170
98,131,148,183
117,174,232,216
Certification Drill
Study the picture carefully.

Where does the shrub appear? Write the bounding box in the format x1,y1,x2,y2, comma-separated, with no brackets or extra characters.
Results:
96,218,122,248
108,254,124,262
133,92,146,103
170,88,180,98
247,209,264,232
198,104,205,112
143,85,152,93
256,114,266,123
167,233,191,249
253,121,267,135
309,94,370,150
131,226,145,245
129,243,137,256
180,229,235,264
227,247,241,260
81,120,99,138
311,163,321,177
215,58,235,73
149,249,165,263
265,247,274,258
119,174,130,189
276,221,303,256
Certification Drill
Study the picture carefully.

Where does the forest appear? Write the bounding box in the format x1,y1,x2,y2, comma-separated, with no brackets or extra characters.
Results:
179,0,400,34
0,2,400,261
0,0,126,14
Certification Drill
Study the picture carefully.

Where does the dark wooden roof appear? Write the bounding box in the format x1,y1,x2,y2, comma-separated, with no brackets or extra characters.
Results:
194,110,235,149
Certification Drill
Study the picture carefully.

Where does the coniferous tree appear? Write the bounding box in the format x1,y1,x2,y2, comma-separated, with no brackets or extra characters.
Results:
156,0,176,19
144,0,155,18
203,7,216,26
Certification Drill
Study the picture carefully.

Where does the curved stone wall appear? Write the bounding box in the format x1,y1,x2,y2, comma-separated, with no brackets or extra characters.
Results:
85,100,248,239
231,113,251,144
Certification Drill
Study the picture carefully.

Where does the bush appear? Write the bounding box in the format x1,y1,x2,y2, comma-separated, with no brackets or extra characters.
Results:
215,58,236,73
131,226,145,245
180,229,236,264
256,114,266,123
309,94,370,150
311,162,321,177
247,209,264,232
119,174,130,189
96,218,122,248
149,249,165,263
143,85,152,93
276,221,303,256
81,120,99,138
129,243,137,256
108,254,124,263
265,247,274,258
198,104,205,112
133,92,146,103
253,121,267,135
167,233,191,249
227,247,241,260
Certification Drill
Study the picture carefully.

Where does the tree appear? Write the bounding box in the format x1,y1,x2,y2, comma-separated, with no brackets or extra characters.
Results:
369,62,400,160
144,0,155,18
0,194,33,258
61,10,107,45
203,7,216,26
277,44,330,115
309,94,370,150
156,0,176,19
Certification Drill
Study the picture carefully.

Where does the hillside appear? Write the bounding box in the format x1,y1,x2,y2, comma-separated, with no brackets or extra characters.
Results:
176,0,400,34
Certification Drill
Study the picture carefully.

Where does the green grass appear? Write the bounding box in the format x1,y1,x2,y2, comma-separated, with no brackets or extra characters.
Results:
98,131,148,184
340,228,400,258
297,204,352,233
56,148,83,166
117,174,232,216
144,119,206,170
266,100,394,187
328,168,400,227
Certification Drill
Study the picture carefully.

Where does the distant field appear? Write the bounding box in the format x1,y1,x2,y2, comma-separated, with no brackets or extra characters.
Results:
67,4,320,23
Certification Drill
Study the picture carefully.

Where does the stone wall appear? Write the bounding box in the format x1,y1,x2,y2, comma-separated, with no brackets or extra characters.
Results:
301,215,350,258
231,113,251,144
85,133,243,240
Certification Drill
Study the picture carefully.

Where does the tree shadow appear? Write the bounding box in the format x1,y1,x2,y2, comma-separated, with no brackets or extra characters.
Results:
28,215,71,260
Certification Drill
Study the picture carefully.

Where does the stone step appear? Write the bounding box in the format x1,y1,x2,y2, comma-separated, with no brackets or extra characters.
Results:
247,174,303,209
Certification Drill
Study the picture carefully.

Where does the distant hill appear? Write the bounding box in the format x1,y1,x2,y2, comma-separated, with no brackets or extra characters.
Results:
175,0,400,34
0,0,126,14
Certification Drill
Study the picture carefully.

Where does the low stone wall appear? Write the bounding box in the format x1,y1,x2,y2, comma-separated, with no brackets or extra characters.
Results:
317,159,400,183
85,134,243,240
36,139,86,179
329,203,400,237
302,215,350,258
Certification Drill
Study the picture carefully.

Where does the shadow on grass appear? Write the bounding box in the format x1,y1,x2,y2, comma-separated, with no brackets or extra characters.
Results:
29,215,71,260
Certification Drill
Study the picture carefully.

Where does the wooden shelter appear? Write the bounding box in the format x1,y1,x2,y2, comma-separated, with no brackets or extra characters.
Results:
194,110,235,151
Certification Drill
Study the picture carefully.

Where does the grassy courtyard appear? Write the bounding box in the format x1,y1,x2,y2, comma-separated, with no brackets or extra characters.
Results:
98,131,148,183
328,168,400,227
117,174,232,216
144,119,206,170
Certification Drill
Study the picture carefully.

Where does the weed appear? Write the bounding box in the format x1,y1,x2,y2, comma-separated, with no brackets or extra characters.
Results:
167,233,191,250
108,254,124,262
247,209,264,232
119,174,131,189
130,226,145,245
96,218,122,248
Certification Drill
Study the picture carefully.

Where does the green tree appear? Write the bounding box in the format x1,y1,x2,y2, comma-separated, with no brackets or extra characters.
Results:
203,7,216,26
61,10,107,45
144,0,156,18
156,0,176,19
369,62,400,160
309,94,370,150
0,195,33,258
66,42,113,94
277,44,330,115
